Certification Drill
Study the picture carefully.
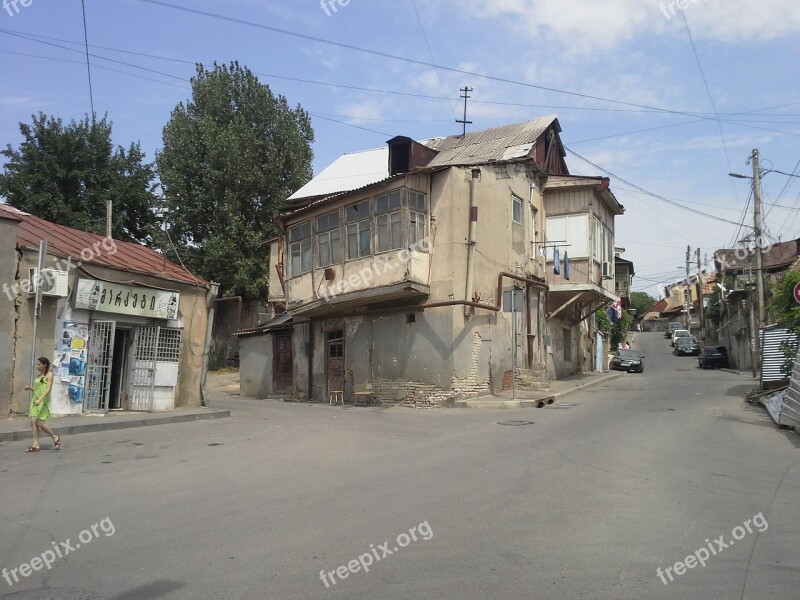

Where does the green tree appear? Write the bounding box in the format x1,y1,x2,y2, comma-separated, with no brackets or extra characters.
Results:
770,270,800,336
769,270,800,375
0,113,158,243
629,291,657,319
157,62,314,300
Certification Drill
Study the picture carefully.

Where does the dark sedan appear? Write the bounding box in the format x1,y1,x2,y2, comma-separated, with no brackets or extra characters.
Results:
674,337,700,356
609,349,645,373
699,346,730,369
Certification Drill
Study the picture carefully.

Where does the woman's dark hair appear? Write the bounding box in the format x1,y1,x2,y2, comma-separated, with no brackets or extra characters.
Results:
37,357,51,371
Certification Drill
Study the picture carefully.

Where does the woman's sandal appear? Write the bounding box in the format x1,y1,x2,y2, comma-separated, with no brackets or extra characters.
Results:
25,446,41,452
54,436,61,449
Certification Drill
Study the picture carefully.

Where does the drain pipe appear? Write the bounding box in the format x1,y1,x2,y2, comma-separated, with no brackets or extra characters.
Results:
464,168,481,316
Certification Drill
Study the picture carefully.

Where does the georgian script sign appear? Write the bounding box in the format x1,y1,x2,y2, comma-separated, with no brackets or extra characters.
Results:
75,278,180,319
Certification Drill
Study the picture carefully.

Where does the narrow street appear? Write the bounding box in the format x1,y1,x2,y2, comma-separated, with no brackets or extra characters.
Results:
1,332,798,599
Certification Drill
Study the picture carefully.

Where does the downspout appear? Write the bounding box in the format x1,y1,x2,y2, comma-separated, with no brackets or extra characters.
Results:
306,320,314,401
464,168,481,316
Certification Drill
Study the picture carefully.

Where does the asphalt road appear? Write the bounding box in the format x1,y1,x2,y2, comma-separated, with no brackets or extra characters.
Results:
1,332,798,599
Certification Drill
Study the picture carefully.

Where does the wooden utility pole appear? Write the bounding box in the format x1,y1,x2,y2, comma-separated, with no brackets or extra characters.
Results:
752,149,764,371
685,245,692,330
456,86,473,136
696,248,705,341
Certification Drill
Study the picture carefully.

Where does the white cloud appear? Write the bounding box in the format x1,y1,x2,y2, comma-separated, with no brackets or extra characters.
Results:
458,0,800,55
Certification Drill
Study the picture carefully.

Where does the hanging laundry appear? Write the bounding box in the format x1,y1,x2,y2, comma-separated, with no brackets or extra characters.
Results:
553,247,560,274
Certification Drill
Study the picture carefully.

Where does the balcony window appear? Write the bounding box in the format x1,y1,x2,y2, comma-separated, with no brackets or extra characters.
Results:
316,211,341,267
375,190,402,253
409,191,428,248
346,200,371,259
289,222,312,276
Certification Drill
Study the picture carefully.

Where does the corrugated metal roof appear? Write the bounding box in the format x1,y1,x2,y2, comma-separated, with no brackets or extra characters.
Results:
288,147,389,202
0,204,206,286
287,117,559,202
423,117,557,167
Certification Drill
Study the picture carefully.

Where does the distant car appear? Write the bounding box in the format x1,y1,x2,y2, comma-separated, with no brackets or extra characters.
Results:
609,349,645,373
674,337,700,356
671,329,691,346
665,322,684,338
699,346,730,369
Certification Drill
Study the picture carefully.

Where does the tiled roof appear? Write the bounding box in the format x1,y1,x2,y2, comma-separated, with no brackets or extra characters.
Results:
287,117,559,202
0,204,206,286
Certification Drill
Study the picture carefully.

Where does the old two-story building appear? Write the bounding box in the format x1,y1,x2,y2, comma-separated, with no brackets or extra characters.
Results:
543,176,624,376
0,204,217,416
238,118,625,405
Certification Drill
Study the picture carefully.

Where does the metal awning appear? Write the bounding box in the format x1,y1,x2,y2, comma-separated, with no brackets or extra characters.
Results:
234,313,293,338
287,282,429,317
547,283,618,320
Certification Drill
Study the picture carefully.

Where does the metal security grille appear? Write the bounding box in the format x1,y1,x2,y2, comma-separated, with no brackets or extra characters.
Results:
84,321,116,412
157,328,182,362
129,326,160,412
760,326,799,384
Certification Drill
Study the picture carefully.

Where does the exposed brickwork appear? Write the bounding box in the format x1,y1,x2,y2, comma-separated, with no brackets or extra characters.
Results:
373,332,490,408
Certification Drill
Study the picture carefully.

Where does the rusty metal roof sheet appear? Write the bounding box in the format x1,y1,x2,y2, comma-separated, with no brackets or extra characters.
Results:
423,117,557,167
287,117,559,202
0,204,206,286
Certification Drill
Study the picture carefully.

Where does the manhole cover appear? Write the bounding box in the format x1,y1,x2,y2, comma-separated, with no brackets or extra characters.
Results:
546,402,577,409
674,368,691,371
496,420,535,426
647,408,676,412
208,443,223,446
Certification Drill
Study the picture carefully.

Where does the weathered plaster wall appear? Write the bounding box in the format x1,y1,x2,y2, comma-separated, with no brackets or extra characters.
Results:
0,217,20,415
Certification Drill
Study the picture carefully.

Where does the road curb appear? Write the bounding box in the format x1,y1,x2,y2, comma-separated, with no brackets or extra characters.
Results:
551,372,625,400
0,409,231,442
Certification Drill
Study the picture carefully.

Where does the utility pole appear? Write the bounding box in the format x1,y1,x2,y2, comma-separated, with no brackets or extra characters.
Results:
456,86,473,137
751,149,764,371
696,248,705,341
685,245,691,331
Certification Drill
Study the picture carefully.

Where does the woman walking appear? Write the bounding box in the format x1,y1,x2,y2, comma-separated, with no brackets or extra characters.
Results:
24,357,61,452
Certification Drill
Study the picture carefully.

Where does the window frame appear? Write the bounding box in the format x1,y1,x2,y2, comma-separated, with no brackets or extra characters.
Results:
288,221,312,276
316,210,341,267
512,194,523,224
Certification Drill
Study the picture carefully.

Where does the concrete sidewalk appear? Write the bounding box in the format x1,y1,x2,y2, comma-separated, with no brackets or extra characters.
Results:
0,369,236,442
454,371,624,409
0,405,231,442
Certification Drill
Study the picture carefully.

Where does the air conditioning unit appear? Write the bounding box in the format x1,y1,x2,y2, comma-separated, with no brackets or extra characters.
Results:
28,268,69,298
601,261,612,279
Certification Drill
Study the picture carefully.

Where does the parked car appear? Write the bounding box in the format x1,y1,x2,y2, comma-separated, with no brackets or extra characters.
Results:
665,322,684,338
609,349,645,373
674,337,700,356
671,329,691,346
699,346,730,369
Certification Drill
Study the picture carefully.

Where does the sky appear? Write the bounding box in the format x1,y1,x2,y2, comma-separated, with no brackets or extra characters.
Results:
2,0,800,299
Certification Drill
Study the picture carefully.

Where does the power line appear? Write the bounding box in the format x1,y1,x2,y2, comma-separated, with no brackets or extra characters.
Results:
80,0,95,121
564,146,750,227
133,0,800,136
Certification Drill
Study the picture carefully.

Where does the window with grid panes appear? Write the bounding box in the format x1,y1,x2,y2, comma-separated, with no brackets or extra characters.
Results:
375,190,402,252
345,201,371,259
409,190,428,248
316,210,341,267
289,222,312,275
156,328,182,362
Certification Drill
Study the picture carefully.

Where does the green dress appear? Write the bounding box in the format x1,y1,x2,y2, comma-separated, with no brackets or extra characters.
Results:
30,375,51,420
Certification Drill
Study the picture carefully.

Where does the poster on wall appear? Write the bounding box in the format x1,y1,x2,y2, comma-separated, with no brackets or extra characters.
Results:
58,321,88,402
